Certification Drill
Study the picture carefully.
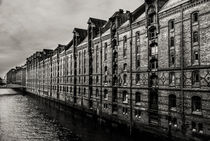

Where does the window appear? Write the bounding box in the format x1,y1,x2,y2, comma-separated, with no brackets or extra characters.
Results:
122,107,128,115
169,20,174,30
135,92,141,103
123,36,127,57
123,63,127,71
104,89,108,100
192,96,201,113
198,123,203,133
136,32,140,54
192,121,196,132
136,74,140,84
148,26,156,40
136,59,140,68
170,37,175,47
135,110,141,118
150,59,158,69
192,71,200,84
170,54,175,66
96,46,99,73
84,88,86,96
194,51,199,61
104,43,107,61
169,72,175,85
192,12,198,23
169,94,176,110
96,76,99,84
123,74,127,85
84,50,86,74
148,6,156,26
104,103,108,109
96,89,99,97
79,52,81,74
193,31,199,43
123,91,128,103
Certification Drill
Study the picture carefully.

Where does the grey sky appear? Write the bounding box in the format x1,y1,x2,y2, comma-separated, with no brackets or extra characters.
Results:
0,0,143,77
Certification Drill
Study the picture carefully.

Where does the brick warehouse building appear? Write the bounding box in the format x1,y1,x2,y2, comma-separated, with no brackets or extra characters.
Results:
25,0,210,140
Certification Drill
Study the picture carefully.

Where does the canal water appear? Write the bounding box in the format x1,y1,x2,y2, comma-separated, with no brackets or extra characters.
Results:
0,89,167,141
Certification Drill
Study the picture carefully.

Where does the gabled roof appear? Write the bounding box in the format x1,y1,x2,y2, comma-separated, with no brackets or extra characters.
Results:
88,17,107,28
73,28,87,39
132,3,145,22
159,0,189,13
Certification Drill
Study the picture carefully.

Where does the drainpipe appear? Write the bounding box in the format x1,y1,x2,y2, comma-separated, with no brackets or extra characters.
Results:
128,11,133,135
99,27,103,123
180,6,186,134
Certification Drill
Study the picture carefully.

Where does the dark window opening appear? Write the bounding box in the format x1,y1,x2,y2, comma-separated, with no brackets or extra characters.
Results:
193,31,199,43
169,20,174,30
123,91,128,103
123,36,127,57
148,27,157,40
136,74,140,84
169,72,175,85
135,92,141,103
192,71,200,84
192,96,201,112
194,51,199,61
169,94,176,109
170,37,175,47
192,12,198,23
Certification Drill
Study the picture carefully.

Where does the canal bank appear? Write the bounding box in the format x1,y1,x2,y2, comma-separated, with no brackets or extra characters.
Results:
24,89,207,141
0,89,160,141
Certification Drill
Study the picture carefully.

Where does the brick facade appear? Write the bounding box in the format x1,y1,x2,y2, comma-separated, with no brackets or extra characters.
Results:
24,0,210,140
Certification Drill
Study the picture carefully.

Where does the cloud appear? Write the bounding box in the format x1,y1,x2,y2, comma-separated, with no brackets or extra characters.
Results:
0,0,143,77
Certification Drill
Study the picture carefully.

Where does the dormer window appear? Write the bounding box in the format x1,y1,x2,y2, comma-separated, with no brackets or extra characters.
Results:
148,6,156,26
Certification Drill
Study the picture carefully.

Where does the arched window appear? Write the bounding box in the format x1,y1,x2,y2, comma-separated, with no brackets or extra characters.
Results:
123,74,127,85
192,12,198,23
169,94,176,110
104,43,107,61
192,71,200,84
169,20,174,30
123,36,127,57
84,50,86,73
193,31,199,43
123,91,128,103
136,32,140,54
104,89,108,100
123,63,127,71
192,96,201,112
135,92,141,103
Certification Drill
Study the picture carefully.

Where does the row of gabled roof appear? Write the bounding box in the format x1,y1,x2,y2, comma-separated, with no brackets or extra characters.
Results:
27,0,190,62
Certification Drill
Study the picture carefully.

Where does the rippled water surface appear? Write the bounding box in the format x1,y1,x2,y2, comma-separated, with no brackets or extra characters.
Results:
0,89,165,141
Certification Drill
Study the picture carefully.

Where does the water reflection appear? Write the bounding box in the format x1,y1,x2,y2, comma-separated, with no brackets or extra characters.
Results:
0,89,165,141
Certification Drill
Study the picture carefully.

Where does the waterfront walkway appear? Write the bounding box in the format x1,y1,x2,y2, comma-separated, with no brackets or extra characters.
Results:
0,84,25,89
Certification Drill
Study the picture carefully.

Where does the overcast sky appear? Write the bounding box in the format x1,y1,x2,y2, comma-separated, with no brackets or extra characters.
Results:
0,0,143,78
